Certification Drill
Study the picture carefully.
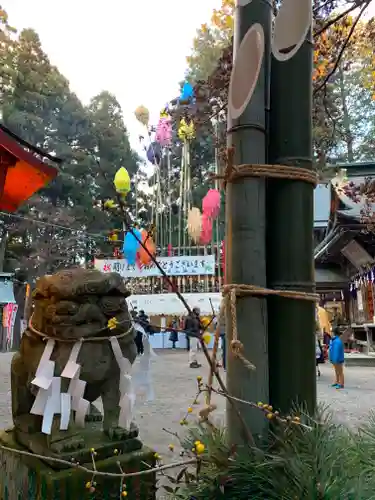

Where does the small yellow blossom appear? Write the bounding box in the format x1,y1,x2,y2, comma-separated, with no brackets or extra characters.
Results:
122,492,128,498
104,199,117,209
114,448,119,455
195,442,205,454
266,413,273,420
90,448,95,453
107,317,118,330
85,482,92,489
197,376,202,382
154,452,161,460
187,407,193,413
168,444,174,451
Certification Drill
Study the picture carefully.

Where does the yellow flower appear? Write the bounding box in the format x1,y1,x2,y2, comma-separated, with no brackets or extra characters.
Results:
168,444,174,451
197,376,202,382
90,448,95,453
114,448,119,455
266,413,273,420
104,199,117,210
122,492,128,498
154,452,161,460
85,482,91,489
187,407,193,413
195,442,205,454
108,317,118,330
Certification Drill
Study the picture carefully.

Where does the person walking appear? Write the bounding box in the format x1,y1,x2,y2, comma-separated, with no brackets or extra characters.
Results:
131,310,144,356
184,307,201,368
329,327,345,389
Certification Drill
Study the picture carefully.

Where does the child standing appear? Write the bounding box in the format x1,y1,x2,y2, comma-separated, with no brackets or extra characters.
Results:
329,328,345,389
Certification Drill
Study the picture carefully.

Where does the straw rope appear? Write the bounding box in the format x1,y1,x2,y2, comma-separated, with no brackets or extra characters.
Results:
26,314,134,343
211,148,319,373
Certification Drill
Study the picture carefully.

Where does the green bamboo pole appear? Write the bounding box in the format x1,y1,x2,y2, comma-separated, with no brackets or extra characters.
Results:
267,26,316,414
226,0,271,444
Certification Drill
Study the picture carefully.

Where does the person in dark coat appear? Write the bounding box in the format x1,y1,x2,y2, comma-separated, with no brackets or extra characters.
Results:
133,310,146,356
168,317,179,348
138,310,149,330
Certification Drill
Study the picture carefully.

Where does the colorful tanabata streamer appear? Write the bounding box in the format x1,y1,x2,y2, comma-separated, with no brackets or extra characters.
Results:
123,229,142,265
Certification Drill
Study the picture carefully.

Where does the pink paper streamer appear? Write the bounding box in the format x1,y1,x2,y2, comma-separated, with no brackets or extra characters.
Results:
200,213,213,245
202,189,220,219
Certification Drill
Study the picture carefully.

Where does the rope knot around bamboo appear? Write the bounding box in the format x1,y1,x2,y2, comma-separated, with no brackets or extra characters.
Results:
221,284,319,372
210,149,318,189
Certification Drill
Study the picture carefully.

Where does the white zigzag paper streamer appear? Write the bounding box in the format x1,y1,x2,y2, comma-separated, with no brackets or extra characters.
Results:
110,336,135,429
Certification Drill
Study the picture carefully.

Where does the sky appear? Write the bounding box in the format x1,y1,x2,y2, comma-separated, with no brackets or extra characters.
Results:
4,0,375,151
4,0,222,150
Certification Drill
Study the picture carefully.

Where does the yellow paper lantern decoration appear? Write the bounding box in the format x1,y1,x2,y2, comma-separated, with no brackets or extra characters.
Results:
202,332,212,345
201,316,211,328
114,167,131,196
178,118,195,141
134,105,150,126
187,207,202,243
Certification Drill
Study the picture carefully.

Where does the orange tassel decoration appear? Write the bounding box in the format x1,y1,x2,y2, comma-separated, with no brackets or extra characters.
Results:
138,229,156,266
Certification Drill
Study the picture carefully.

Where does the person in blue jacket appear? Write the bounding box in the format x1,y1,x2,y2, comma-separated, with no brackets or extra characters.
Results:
329,327,345,389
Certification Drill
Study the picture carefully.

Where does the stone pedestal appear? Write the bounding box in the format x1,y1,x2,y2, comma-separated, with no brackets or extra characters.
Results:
0,429,156,500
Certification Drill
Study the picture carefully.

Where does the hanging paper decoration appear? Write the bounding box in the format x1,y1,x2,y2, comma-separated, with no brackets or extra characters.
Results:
202,189,221,219
202,332,212,345
146,142,162,165
179,81,194,104
200,213,213,245
187,207,202,243
114,167,131,196
155,114,172,147
134,105,150,126
123,229,142,265
138,229,156,266
178,118,195,141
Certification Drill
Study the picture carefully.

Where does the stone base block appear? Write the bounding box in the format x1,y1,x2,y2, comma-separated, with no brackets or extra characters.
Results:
0,429,156,500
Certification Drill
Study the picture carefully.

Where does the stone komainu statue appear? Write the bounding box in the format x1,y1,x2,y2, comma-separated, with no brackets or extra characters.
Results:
11,268,138,460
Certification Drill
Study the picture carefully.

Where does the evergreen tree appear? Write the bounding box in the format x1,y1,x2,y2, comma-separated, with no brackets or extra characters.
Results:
0,20,146,276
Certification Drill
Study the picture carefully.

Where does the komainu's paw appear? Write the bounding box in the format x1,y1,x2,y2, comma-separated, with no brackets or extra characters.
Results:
104,422,138,440
50,435,85,453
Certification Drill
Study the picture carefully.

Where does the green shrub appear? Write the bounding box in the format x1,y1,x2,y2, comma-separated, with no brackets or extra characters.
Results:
164,407,375,499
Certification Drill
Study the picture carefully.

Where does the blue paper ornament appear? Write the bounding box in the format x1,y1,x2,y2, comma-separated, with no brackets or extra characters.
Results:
146,142,162,165
123,229,142,265
180,82,194,103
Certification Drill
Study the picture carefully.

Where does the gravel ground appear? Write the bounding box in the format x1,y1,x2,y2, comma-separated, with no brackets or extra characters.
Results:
1,350,375,498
